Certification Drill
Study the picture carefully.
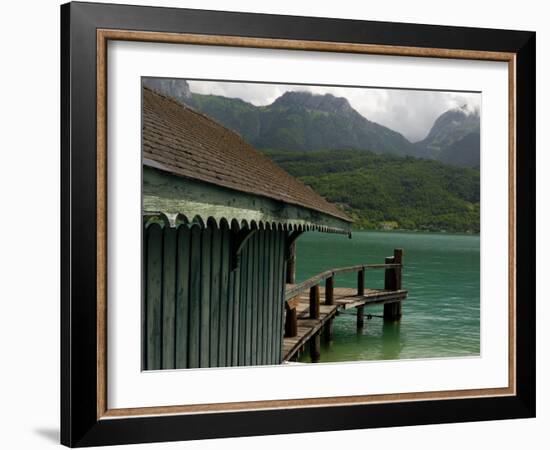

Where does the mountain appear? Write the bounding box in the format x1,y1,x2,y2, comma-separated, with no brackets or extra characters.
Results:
142,77,192,104
144,79,415,156
143,79,480,167
189,93,262,145
252,91,414,156
439,131,480,167
414,106,480,167
189,91,480,166
265,149,480,233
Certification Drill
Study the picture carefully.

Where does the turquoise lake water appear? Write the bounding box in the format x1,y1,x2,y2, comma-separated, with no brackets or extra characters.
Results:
296,231,480,362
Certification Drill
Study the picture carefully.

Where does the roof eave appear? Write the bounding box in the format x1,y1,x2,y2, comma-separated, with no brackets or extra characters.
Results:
143,166,352,235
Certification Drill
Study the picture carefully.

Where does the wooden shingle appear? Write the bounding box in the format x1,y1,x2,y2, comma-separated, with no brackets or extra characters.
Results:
143,87,352,224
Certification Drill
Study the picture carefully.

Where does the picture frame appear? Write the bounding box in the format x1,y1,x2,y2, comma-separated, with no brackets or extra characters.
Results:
60,1,535,446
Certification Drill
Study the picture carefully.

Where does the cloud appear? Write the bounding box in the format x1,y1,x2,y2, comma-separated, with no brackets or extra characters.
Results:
187,79,480,142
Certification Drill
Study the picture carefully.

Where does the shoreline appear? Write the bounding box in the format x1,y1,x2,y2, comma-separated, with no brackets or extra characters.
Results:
351,228,480,237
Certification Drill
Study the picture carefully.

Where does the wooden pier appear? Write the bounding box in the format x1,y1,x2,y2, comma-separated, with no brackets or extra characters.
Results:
283,248,407,362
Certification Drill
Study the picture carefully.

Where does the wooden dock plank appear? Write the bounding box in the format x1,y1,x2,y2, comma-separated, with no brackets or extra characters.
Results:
282,307,339,361
282,284,408,362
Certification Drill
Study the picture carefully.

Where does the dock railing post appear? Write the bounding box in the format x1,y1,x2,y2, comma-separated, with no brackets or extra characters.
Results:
285,296,299,338
323,276,335,342
285,240,296,284
310,332,321,363
384,248,404,321
393,248,403,290
309,285,320,319
309,285,321,362
355,268,366,328
285,306,298,337
357,268,365,296
384,256,396,290
325,276,334,305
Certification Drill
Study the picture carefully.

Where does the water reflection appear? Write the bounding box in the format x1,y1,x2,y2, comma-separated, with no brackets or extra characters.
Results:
296,231,480,362
380,321,405,360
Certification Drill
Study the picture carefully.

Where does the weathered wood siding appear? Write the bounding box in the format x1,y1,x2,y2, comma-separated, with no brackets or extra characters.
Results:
142,222,287,370
143,166,352,234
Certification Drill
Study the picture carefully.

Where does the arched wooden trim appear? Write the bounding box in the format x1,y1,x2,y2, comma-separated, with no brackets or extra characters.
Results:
230,218,240,232
219,217,230,230
144,212,350,235
174,213,190,227
143,212,170,229
206,216,219,229
191,215,205,228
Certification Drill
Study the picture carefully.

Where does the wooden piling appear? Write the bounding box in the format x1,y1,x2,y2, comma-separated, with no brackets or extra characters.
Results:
384,256,396,290
384,302,401,321
285,240,296,284
393,248,403,290
284,298,298,338
357,268,365,296
323,318,334,343
282,255,409,363
310,285,320,319
310,332,321,363
325,276,334,305
357,305,365,328
285,308,297,337
384,249,403,321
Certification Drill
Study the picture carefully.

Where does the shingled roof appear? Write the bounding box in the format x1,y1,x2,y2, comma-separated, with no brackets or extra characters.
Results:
142,87,352,223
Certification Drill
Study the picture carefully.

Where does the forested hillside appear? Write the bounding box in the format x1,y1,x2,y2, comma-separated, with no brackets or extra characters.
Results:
265,149,480,233
190,91,415,156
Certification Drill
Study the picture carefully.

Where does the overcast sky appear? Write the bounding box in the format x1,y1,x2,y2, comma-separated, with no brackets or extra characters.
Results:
187,80,480,143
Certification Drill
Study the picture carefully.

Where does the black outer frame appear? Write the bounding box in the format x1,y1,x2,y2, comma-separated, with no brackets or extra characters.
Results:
61,1,536,447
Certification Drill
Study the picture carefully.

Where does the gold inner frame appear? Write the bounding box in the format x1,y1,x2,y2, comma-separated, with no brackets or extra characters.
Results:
96,29,517,420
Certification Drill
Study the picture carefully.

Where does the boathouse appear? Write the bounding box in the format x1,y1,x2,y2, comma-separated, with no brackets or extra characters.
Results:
142,87,353,370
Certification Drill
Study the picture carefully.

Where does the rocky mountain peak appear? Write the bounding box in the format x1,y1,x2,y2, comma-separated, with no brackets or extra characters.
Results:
272,91,357,116
422,106,479,145
142,78,192,104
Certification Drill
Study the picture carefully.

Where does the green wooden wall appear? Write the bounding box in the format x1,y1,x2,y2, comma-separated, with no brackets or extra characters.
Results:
142,222,287,370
